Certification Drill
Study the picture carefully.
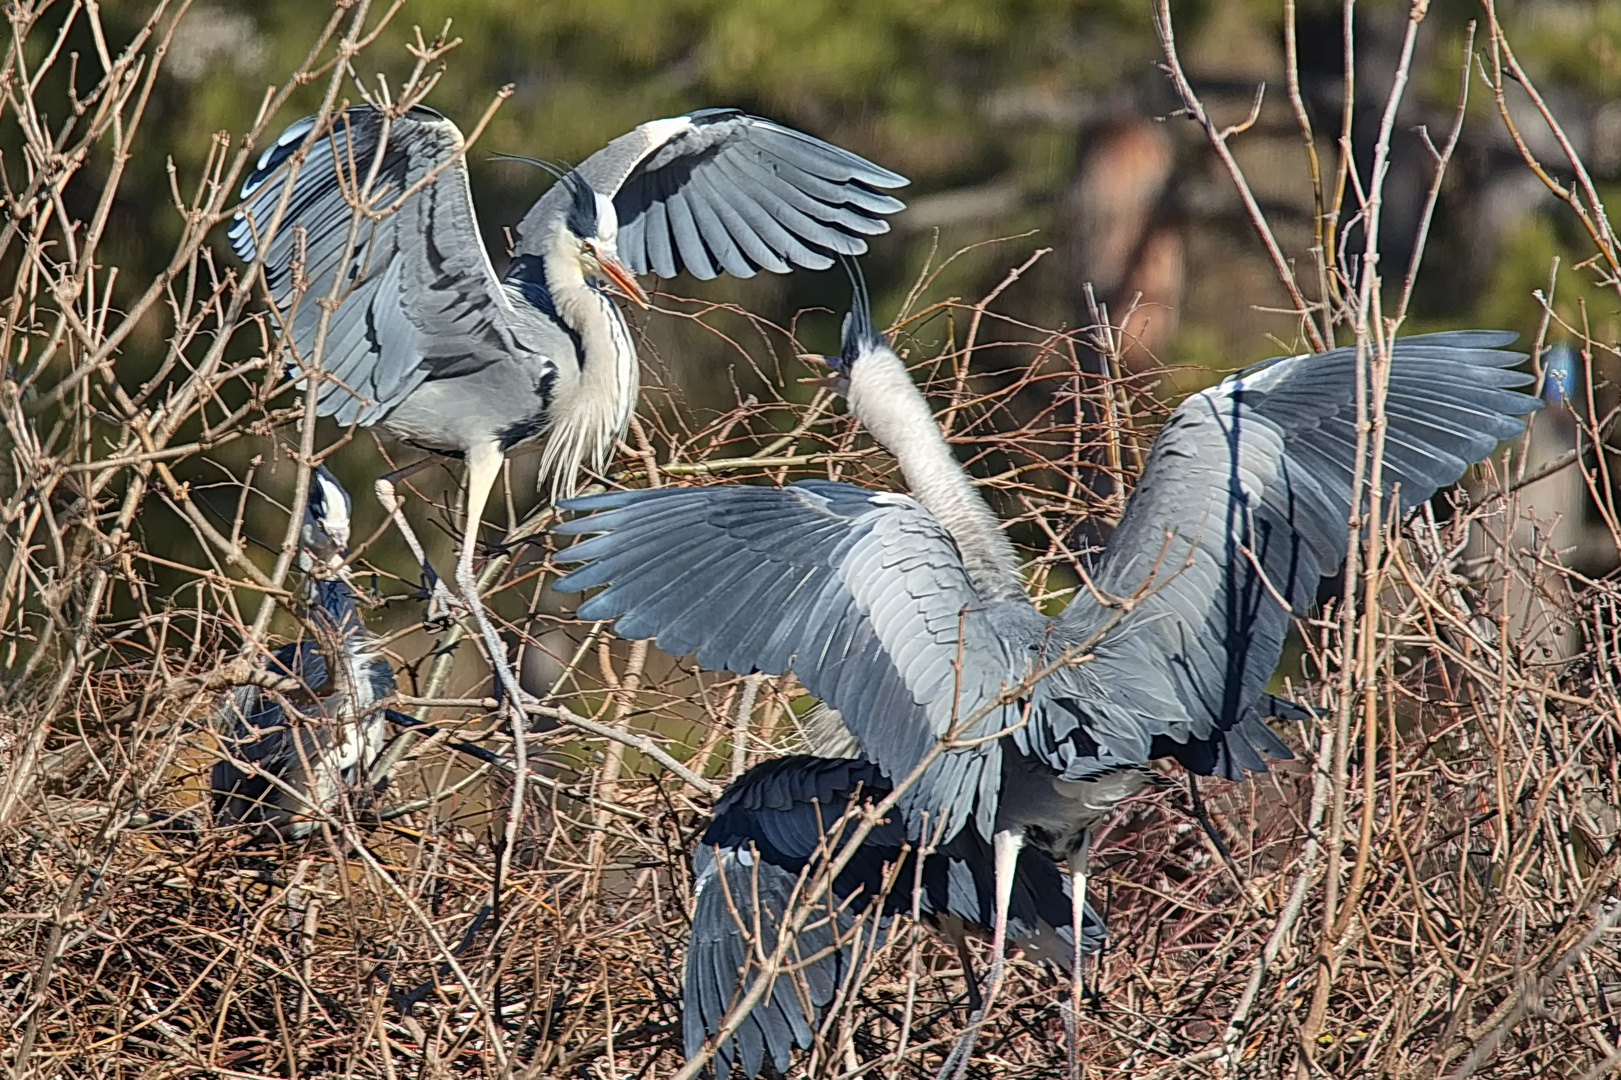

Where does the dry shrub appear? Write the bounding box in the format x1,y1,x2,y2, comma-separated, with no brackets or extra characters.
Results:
3,1,1621,1077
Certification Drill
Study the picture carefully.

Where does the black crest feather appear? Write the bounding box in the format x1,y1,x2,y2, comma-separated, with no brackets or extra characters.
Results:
838,255,883,370
560,172,600,240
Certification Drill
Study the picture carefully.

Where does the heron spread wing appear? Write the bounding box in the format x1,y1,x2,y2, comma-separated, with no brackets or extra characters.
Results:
685,756,1105,1075
229,105,526,426
686,756,897,1076
706,757,1105,950
554,480,1037,838
1056,332,1540,777
514,109,908,280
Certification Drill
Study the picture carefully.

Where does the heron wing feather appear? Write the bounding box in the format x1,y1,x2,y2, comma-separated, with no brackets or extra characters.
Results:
554,481,1028,840
685,842,843,1076
231,106,526,425
513,110,906,280
1056,331,1539,778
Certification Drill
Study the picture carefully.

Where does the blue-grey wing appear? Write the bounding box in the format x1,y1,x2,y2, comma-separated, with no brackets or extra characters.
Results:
230,105,526,426
210,689,302,828
514,109,907,280
686,757,913,1076
554,480,1028,841
686,840,861,1077
1056,332,1540,778
707,756,911,898
687,755,1101,1073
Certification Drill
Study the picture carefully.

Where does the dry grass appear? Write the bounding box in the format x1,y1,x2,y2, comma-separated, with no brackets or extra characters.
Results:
4,1,1621,1077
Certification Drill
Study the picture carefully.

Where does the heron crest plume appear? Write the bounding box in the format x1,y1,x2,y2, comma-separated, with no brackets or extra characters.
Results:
559,170,610,243
838,254,884,371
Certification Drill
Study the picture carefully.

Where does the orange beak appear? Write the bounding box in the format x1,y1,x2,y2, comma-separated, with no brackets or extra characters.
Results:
596,251,650,309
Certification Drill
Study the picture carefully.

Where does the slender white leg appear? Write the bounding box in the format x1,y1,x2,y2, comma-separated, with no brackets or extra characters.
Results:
454,445,530,716
1067,832,1092,1080
937,828,1023,1080
374,461,459,619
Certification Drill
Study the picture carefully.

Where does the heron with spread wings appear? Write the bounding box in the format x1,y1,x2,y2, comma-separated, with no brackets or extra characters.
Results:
230,104,907,709
686,753,1105,1077
555,264,1541,1073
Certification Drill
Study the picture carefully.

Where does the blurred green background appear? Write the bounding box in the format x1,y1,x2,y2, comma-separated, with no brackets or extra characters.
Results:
99,0,1621,355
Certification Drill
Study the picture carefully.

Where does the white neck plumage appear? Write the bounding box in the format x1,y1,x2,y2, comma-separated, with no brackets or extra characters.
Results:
846,346,1026,602
535,225,640,499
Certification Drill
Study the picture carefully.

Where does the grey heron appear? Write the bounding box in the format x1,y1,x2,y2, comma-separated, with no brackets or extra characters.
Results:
228,104,907,711
687,754,1105,1077
553,266,1542,1057
211,466,394,840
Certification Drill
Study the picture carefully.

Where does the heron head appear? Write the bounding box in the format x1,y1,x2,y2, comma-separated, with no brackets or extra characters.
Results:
561,173,649,309
299,464,353,581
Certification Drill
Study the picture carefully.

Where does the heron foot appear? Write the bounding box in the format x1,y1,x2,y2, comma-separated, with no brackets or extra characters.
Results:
374,468,461,624
417,565,465,624
493,679,547,722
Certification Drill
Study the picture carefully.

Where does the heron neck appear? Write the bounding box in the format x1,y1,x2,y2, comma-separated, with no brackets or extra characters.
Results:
847,350,1025,601
310,579,388,708
535,228,640,498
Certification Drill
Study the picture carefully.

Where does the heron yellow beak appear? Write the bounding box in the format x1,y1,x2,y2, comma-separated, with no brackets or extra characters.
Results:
596,251,650,309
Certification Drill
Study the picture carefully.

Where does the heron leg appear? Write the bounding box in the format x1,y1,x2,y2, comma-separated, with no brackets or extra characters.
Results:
953,935,983,1015
453,445,531,718
1067,832,1092,1079
374,460,460,620
936,828,1022,1080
